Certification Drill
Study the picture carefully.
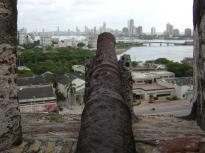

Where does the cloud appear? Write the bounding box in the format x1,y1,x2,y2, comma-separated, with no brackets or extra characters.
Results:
17,0,193,32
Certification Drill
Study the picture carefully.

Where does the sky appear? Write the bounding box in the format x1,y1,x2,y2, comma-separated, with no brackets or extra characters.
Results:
18,0,194,33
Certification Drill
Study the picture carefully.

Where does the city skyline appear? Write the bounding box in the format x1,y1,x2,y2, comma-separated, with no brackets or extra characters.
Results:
18,0,193,32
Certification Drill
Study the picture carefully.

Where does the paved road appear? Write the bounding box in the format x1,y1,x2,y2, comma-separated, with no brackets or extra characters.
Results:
134,101,192,117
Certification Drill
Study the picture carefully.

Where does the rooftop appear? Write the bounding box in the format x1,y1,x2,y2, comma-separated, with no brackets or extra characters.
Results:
17,76,50,86
18,85,56,101
132,71,174,80
164,77,193,86
133,83,173,91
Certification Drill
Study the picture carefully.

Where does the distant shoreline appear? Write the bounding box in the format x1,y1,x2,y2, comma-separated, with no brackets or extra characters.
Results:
116,48,129,55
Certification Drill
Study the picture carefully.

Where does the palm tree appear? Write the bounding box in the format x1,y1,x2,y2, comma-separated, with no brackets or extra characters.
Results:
66,81,76,110
0,0,22,151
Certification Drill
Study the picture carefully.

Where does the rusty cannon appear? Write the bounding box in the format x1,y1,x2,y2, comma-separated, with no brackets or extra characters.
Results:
76,33,137,153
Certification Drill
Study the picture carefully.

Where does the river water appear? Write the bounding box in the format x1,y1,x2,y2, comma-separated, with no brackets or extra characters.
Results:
119,45,193,62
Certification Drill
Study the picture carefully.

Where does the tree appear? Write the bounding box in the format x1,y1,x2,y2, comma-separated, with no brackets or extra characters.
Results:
154,58,193,77
77,42,85,48
0,0,22,150
188,0,205,130
132,61,139,67
154,58,171,65
66,81,76,109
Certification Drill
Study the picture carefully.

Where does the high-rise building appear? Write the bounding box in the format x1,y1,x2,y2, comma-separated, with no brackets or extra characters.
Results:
173,29,180,37
57,26,60,32
103,22,106,32
40,31,52,47
128,19,135,37
136,26,143,36
166,23,174,36
76,26,80,33
18,28,27,45
151,27,156,36
122,27,129,36
184,28,192,37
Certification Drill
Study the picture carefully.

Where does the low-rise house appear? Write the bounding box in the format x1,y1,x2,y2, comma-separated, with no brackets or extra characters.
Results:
17,72,85,112
133,83,175,102
158,77,193,100
57,74,85,106
18,85,57,113
17,74,57,113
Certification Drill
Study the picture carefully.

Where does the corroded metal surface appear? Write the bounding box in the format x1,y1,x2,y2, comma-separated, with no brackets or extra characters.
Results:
76,33,136,153
0,0,22,151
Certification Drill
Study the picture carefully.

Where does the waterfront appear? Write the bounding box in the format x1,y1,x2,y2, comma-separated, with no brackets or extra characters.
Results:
119,45,193,62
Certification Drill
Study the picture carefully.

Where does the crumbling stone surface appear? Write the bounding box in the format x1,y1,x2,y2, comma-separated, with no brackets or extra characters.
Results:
3,114,205,153
119,54,134,114
133,115,205,153
76,33,137,153
191,0,205,130
0,0,22,151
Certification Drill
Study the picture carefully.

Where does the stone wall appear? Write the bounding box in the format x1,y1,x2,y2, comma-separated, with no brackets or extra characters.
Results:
190,0,205,130
0,0,22,150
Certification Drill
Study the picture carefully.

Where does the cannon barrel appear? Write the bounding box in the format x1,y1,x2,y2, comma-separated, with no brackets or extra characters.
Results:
76,33,136,153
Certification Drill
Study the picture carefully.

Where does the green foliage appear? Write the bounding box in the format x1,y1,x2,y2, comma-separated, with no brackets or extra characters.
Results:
19,47,95,75
22,41,40,49
132,61,139,67
167,62,193,77
66,81,76,96
116,41,142,49
154,58,193,77
17,70,34,77
55,89,66,101
77,42,86,48
154,58,171,65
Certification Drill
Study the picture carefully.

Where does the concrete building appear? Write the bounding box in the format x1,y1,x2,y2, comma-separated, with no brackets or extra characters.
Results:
18,28,27,45
18,85,57,113
133,83,175,102
158,77,193,100
57,74,85,106
151,27,156,36
132,71,175,84
184,28,192,37
128,19,135,37
136,26,143,36
122,27,129,36
88,34,97,48
40,32,52,47
166,23,174,36
173,29,180,37
72,65,85,74
100,22,107,33
56,39,88,48
17,76,57,113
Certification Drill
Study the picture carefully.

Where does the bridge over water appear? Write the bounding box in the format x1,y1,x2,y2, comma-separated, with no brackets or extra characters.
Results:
141,41,193,46
117,39,193,47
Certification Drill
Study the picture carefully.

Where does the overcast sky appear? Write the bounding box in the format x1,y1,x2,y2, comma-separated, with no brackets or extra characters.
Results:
18,0,193,33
